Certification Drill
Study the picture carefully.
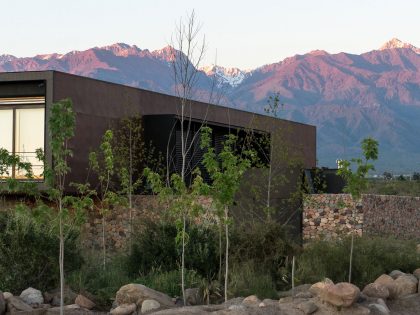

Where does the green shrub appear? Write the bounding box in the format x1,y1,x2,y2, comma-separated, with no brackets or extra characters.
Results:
67,254,130,308
230,221,299,290
297,237,420,288
0,209,83,293
135,269,203,298
229,261,278,299
127,219,218,279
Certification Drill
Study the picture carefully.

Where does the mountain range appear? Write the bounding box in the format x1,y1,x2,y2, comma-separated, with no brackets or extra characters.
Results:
1,38,420,173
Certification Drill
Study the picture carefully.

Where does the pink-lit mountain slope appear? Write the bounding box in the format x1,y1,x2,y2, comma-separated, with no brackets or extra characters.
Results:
1,38,420,172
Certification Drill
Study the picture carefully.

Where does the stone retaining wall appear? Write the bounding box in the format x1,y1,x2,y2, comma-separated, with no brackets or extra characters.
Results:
302,194,362,240
81,195,215,252
303,194,420,241
363,194,420,240
81,195,161,251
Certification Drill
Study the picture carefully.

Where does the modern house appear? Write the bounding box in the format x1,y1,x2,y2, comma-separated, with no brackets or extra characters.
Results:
0,70,316,228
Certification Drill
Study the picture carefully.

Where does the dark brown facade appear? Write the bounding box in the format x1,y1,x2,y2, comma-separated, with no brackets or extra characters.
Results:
1,70,316,237
0,70,316,184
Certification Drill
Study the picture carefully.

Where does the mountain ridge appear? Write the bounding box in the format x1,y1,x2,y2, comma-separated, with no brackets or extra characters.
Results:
1,38,420,172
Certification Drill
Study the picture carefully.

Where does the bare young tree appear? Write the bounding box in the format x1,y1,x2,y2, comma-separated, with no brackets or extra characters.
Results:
168,10,207,305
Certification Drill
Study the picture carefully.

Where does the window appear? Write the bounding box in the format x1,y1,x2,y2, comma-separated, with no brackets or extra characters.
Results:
0,97,45,180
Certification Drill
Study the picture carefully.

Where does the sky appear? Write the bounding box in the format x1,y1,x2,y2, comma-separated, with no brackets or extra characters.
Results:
2,0,420,69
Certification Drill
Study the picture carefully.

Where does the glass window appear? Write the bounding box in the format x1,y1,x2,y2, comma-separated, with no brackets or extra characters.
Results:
15,108,45,179
0,97,45,180
0,109,13,152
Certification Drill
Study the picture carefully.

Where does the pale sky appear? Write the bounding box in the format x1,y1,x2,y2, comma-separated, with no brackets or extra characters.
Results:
2,0,420,69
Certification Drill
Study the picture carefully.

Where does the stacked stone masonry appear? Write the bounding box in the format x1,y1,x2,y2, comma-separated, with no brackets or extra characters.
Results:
81,195,215,252
303,194,420,241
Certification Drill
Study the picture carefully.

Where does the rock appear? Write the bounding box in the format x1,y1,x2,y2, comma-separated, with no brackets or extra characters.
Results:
394,275,418,298
44,286,77,306
75,294,95,310
242,295,261,305
413,268,420,280
295,291,313,299
258,302,266,307
261,299,278,306
374,274,397,299
185,288,201,306
389,270,405,279
46,304,82,314
322,282,360,307
297,301,318,314
0,291,5,315
362,283,390,299
309,278,334,297
20,287,44,305
116,284,174,307
2,293,12,300
278,283,312,297
110,303,136,315
141,299,160,313
6,296,33,312
228,304,247,311
368,297,391,315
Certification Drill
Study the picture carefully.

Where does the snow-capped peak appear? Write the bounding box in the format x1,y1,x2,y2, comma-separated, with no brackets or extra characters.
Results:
200,65,250,88
0,54,17,65
379,38,420,53
35,53,64,60
99,43,142,57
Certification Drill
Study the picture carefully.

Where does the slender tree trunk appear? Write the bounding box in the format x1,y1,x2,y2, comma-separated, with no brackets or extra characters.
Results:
59,199,64,315
291,256,295,297
266,141,273,220
181,214,186,305
349,233,354,283
102,215,106,270
218,223,222,283
224,207,229,302
129,128,133,254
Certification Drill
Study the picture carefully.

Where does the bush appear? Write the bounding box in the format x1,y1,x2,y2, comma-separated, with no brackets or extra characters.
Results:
135,269,203,298
297,237,420,288
0,208,83,293
229,261,278,299
127,219,218,279
67,254,130,308
230,221,299,290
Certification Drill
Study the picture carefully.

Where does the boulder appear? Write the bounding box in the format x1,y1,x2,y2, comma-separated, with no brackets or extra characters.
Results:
394,275,418,298
389,270,405,279
0,291,5,315
368,303,390,315
20,287,44,305
322,282,360,307
6,296,33,312
297,301,318,314
110,303,136,315
413,268,420,280
2,293,12,300
309,278,334,297
141,299,161,313
242,295,261,305
278,283,312,297
46,304,81,314
75,294,95,310
374,274,397,299
44,286,77,306
185,288,201,306
362,283,389,299
116,284,174,307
